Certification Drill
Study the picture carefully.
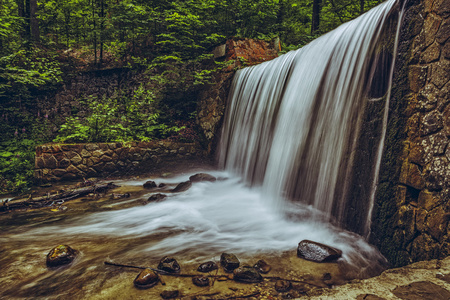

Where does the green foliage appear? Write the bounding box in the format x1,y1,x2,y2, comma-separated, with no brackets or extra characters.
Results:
0,137,38,194
55,85,183,143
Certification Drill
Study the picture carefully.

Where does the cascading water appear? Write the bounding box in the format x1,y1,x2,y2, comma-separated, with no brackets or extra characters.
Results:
220,0,404,237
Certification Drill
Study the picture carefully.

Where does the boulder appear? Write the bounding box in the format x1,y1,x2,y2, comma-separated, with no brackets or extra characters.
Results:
46,244,78,267
143,180,157,189
133,269,159,289
220,253,240,272
158,256,181,273
297,240,342,262
147,193,167,202
192,276,210,287
254,259,271,274
189,173,217,182
233,266,263,283
171,181,192,193
197,261,218,273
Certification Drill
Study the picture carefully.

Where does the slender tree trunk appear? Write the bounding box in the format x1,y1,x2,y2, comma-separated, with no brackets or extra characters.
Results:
24,0,30,41
92,0,97,66
30,0,39,43
311,0,322,34
100,0,104,66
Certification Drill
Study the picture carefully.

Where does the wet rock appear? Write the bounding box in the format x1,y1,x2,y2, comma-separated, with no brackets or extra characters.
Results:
297,240,342,262
197,261,218,273
220,253,240,272
275,280,292,292
133,268,159,289
254,259,271,274
171,181,192,193
143,180,157,189
158,256,181,273
392,281,450,300
147,193,167,202
192,276,210,287
46,244,78,267
158,183,167,188
110,193,130,199
233,266,263,283
160,290,179,299
189,173,217,182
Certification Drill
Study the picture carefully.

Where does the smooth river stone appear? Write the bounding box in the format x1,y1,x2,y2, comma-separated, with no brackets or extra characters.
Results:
297,240,342,262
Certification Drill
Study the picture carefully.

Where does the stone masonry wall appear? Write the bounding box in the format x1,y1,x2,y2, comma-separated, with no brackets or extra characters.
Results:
35,141,203,182
371,0,450,266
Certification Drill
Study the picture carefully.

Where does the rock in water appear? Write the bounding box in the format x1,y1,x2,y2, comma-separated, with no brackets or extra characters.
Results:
171,181,192,193
197,261,218,273
143,181,157,189
189,173,217,182
220,253,240,273
254,259,271,274
46,244,78,267
297,240,342,262
133,269,159,289
233,266,263,283
158,256,181,273
274,280,292,292
192,276,210,287
160,290,179,299
147,193,167,202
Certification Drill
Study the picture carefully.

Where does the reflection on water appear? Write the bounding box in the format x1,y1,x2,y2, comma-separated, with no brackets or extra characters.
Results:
0,171,387,299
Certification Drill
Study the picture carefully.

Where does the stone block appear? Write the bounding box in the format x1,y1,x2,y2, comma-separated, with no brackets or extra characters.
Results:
70,154,83,165
427,206,448,240
418,189,441,211
53,169,67,177
59,158,71,168
431,60,450,89
92,150,104,158
85,144,100,151
421,110,443,136
101,155,112,162
213,44,226,59
408,65,427,93
420,42,441,63
35,157,45,169
436,19,450,44
44,155,58,169
103,162,116,172
399,161,426,190
80,149,91,158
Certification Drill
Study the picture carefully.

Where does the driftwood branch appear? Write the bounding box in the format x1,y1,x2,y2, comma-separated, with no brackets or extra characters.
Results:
104,261,232,280
1,182,118,212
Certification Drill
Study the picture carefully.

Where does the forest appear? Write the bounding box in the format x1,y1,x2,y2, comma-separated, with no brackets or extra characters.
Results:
0,0,383,193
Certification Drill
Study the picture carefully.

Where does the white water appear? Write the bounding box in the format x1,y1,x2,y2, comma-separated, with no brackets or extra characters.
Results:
17,1,404,278
220,0,400,235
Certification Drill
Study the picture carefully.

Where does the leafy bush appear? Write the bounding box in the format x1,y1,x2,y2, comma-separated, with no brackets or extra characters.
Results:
55,84,183,143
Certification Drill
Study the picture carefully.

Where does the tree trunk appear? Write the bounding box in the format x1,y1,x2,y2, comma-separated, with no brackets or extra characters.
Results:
100,0,104,66
311,0,322,35
360,0,365,14
30,0,39,43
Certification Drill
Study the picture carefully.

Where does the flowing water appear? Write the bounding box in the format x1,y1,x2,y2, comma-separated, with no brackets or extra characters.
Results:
220,0,402,236
0,1,405,298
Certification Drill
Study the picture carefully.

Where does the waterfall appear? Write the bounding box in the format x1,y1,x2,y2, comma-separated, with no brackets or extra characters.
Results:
219,0,403,236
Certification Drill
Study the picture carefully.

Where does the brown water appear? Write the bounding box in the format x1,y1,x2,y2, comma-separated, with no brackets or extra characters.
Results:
0,172,375,300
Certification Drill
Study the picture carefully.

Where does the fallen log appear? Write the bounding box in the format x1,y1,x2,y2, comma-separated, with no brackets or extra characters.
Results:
1,182,119,212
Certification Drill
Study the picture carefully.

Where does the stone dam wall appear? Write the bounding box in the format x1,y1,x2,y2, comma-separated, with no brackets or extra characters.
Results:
371,0,450,266
35,141,203,182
